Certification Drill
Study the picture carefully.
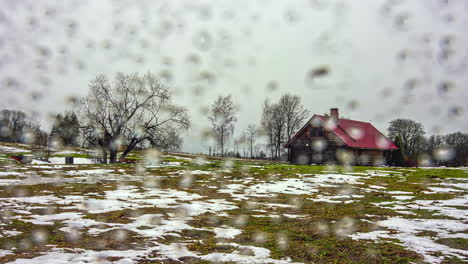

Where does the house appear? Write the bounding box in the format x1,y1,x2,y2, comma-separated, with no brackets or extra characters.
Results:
284,108,399,165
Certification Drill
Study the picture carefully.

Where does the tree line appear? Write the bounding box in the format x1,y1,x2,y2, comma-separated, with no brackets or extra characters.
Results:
0,72,190,163
205,93,309,161
0,109,48,146
207,96,467,167
388,119,467,167
0,71,466,166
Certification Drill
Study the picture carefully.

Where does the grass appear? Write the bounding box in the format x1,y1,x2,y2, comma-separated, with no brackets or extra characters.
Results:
1,142,467,263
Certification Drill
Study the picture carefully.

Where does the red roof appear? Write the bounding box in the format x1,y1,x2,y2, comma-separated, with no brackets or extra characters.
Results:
284,115,399,150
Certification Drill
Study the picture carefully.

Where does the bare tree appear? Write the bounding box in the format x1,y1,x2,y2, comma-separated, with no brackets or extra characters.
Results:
79,72,190,163
0,110,29,142
253,144,262,158
208,95,237,157
271,104,287,159
245,124,257,158
388,119,426,162
260,94,309,160
261,99,275,158
234,133,246,157
426,135,444,155
278,94,309,141
443,132,468,166
0,109,46,146
261,100,286,159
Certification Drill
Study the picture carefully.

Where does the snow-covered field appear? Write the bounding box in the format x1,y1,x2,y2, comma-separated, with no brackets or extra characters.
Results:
0,149,467,263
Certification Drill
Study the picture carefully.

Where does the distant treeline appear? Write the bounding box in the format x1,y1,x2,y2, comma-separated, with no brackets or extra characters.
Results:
1,108,467,167
1,72,466,167
204,94,467,167
388,119,468,167
0,109,48,146
0,72,190,164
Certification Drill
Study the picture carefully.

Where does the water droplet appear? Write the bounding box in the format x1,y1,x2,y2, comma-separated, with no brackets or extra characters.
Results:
312,138,327,152
193,30,212,51
175,206,189,219
440,35,454,47
143,177,160,188
404,79,419,91
114,229,128,241
253,232,267,244
310,0,331,10
36,46,51,57
148,215,162,225
143,148,161,165
198,71,216,85
187,54,201,65
197,5,212,20
305,66,330,88
180,171,194,188
314,221,329,236
418,153,432,167
284,9,300,23
433,147,455,161
397,49,409,61
394,13,409,30
32,230,48,244
276,232,288,250
266,81,279,92
348,127,364,140
376,135,390,149
159,70,172,83
4,77,20,89
347,100,359,110
65,227,81,242
438,81,454,95
448,105,463,118
334,216,356,238
233,215,248,227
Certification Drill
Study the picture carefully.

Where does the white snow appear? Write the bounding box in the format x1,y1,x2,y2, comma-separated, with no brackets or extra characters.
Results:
392,195,414,200
1,230,22,237
244,178,317,197
0,171,23,176
368,185,386,189
24,212,84,225
425,186,465,193
199,243,300,264
309,194,363,204
0,249,12,257
351,217,468,263
0,145,30,153
48,157,95,164
282,214,307,219
213,226,242,239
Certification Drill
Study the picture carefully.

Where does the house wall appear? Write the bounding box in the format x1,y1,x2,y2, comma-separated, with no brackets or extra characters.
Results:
288,125,342,164
348,149,385,166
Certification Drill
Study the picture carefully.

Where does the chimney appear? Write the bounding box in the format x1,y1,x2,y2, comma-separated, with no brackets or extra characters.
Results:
330,108,339,120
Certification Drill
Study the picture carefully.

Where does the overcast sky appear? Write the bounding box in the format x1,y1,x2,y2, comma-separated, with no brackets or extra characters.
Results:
1,0,467,153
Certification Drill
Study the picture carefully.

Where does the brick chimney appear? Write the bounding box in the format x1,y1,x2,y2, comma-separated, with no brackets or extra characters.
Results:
330,108,339,120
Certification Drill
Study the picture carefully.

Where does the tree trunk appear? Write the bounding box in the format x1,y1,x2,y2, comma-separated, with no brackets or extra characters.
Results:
109,149,118,163
102,147,108,164
118,139,142,162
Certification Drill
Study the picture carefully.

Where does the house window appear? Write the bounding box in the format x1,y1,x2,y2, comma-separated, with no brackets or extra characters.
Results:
318,128,324,136
310,127,324,137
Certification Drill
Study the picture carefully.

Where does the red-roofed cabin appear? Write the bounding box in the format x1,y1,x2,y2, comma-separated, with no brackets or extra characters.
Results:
284,108,399,165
